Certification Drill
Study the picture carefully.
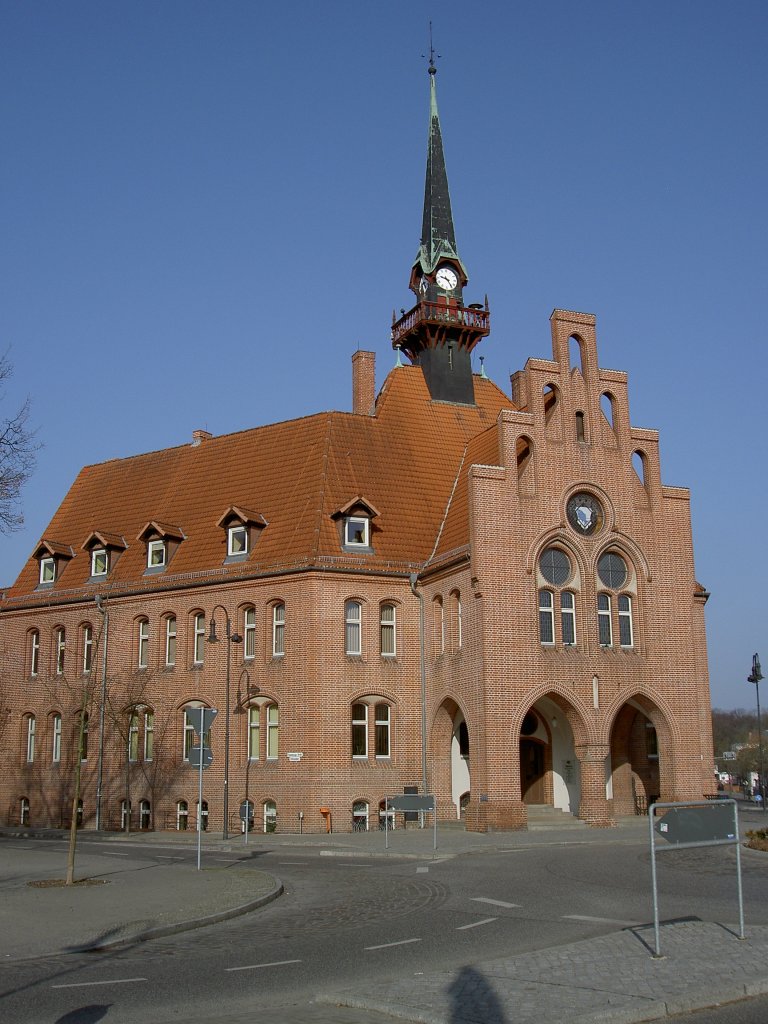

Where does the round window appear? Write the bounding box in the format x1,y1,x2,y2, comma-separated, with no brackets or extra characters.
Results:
598,552,627,589
540,548,571,586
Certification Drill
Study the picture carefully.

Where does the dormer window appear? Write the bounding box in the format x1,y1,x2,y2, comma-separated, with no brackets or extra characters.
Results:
138,521,184,574
345,516,369,547
40,557,56,585
217,506,267,564
332,496,380,553
228,524,248,557
148,539,166,568
82,531,127,581
91,548,108,577
33,539,74,588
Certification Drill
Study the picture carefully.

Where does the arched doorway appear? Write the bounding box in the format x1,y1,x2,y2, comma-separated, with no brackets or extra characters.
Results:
520,710,548,804
609,699,666,814
430,699,471,820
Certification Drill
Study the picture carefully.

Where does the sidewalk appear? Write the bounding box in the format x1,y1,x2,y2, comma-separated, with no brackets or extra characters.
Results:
1,809,767,1023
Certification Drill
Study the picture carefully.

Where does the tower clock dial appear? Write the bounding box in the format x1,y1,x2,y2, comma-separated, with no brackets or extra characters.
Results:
435,266,458,290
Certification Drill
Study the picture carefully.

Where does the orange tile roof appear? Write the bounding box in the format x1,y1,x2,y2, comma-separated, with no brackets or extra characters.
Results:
4,365,515,604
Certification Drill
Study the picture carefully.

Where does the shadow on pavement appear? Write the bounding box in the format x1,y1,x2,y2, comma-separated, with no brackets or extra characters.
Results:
449,965,508,1023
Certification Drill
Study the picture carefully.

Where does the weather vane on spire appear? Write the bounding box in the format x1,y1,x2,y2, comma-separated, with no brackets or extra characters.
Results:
424,21,440,74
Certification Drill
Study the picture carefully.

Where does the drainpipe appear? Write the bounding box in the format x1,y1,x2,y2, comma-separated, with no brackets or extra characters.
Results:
409,573,428,795
94,595,109,831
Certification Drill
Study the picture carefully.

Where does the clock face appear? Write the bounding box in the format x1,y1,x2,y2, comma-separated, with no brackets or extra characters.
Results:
435,266,458,290
566,492,603,536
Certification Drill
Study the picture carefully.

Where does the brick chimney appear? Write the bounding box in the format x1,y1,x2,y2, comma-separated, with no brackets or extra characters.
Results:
352,350,376,415
191,429,213,446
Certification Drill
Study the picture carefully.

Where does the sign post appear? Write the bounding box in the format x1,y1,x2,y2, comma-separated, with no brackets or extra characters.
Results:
384,795,437,851
186,708,217,871
650,799,743,956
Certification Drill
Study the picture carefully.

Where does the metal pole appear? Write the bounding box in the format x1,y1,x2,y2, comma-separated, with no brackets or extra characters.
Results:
749,654,765,809
223,618,231,840
197,728,204,871
409,575,428,795
649,802,662,957
95,601,109,831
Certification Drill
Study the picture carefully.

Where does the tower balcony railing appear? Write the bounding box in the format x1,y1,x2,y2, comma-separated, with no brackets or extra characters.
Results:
391,300,490,350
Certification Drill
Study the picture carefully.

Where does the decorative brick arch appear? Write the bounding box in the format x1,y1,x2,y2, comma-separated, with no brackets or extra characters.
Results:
509,682,596,749
603,687,681,811
428,696,472,822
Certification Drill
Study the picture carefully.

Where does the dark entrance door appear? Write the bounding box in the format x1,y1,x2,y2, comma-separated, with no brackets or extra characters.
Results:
520,738,547,803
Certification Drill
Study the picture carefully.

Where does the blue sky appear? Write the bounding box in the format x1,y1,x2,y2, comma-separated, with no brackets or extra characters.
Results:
1,2,766,711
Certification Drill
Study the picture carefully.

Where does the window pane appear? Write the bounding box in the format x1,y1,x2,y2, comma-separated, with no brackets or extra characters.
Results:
352,703,367,757
380,605,395,656
375,703,390,757
598,594,613,646
248,706,260,760
144,713,154,760
561,591,576,646
166,617,177,667
345,602,361,656
598,552,627,589
273,604,285,657
618,595,633,647
244,607,256,658
267,705,279,759
539,590,554,645
540,548,571,586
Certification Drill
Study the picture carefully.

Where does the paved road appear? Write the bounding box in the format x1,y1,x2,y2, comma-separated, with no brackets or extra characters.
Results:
2,817,768,1023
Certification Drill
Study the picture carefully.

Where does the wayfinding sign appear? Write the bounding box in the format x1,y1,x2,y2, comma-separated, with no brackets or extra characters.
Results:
383,794,437,852
649,799,743,957
655,802,737,846
187,707,217,737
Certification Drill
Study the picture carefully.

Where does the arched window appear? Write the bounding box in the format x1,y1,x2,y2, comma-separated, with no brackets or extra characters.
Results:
29,630,40,677
79,713,89,761
352,801,369,831
375,703,390,758
601,391,616,430
51,713,62,763
183,703,210,760
569,334,585,373
380,603,396,657
19,797,30,827
596,551,635,650
632,450,648,488
538,548,578,648
139,800,151,830
243,606,256,659
128,710,140,761
25,714,36,762
352,703,368,758
197,800,209,832
575,411,586,442
450,591,462,650
345,600,362,656
121,799,132,830
165,615,177,667
176,800,189,831
263,800,277,833
248,706,260,761
433,596,444,656
192,612,205,665
137,618,149,670
272,603,285,657
267,704,279,760
543,383,559,423
55,627,66,675
82,623,94,674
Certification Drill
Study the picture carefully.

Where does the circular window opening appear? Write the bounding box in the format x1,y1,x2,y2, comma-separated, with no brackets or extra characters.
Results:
521,712,538,736
540,548,571,586
598,552,627,589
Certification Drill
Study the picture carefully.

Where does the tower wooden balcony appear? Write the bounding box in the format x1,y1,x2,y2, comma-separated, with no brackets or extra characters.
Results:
391,299,490,362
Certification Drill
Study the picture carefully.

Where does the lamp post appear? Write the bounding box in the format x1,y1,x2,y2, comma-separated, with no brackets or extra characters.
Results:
94,595,109,831
208,606,242,839
748,653,764,809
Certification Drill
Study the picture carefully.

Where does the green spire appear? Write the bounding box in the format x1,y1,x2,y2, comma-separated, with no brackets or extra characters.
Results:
414,62,466,279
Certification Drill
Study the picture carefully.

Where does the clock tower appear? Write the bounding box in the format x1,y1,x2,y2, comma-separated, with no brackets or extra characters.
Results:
391,57,490,404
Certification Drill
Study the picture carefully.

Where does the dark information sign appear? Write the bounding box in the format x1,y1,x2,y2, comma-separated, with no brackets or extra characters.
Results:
655,802,737,847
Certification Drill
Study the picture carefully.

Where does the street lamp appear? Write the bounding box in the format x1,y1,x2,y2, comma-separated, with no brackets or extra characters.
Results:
208,606,242,839
748,653,764,810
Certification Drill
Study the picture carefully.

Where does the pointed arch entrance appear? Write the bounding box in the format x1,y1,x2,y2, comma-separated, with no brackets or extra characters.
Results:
516,695,587,815
608,695,674,814
431,699,471,820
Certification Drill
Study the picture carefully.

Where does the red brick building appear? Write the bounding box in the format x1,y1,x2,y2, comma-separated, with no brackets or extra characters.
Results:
0,63,715,834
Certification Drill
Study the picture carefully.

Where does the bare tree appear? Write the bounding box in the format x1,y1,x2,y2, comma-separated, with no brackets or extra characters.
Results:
0,351,39,533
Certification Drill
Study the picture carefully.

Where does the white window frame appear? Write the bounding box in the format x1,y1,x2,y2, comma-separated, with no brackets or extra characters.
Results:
248,705,260,761
456,594,463,649
165,616,177,667
26,715,36,762
144,711,154,761
618,594,634,649
140,800,151,830
30,630,40,676
344,516,370,547
352,702,368,758
267,704,279,760
272,604,285,658
147,539,166,568
128,711,139,762
193,613,205,665
561,590,577,647
538,590,555,646
352,800,369,831
55,628,65,675
91,548,108,577
137,619,149,669
39,556,55,584
345,600,362,656
176,800,189,831
380,604,396,657
597,593,613,647
82,624,94,673
244,606,256,659
375,702,390,759
228,524,248,557
52,713,61,763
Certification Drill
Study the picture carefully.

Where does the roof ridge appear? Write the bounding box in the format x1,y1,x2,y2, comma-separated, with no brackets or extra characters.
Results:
427,443,468,565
